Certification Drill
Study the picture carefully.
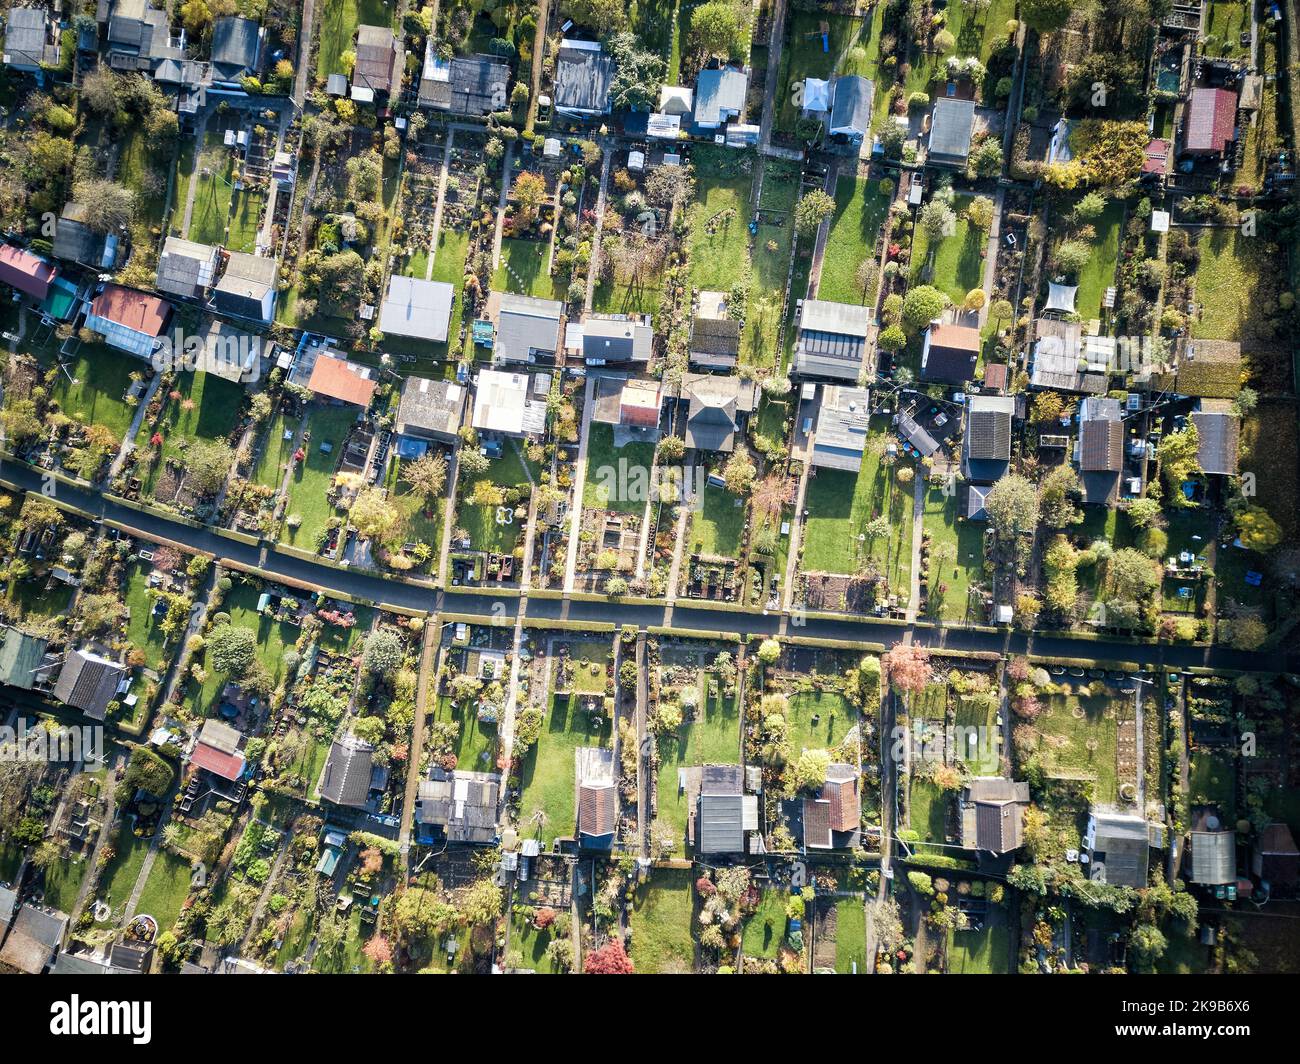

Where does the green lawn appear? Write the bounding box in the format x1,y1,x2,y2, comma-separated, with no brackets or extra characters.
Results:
741,158,800,370
7,577,74,622
1204,0,1250,58
834,897,867,973
188,132,237,246
1188,748,1237,820
316,0,392,80
254,412,299,489
493,237,563,300
40,853,90,915
1192,228,1272,341
786,689,856,754
1034,694,1121,804
136,369,243,497
436,694,498,773
1074,200,1124,322
508,909,562,973
908,775,948,846
47,345,138,440
655,672,740,845
517,692,612,846
457,441,535,552
948,919,1011,973
921,484,985,622
583,423,655,515
124,561,175,671
135,850,193,932
686,145,753,291
96,825,149,921
227,186,266,254
742,888,788,959
688,482,746,558
189,582,300,717
911,194,984,306
628,867,695,973
800,420,912,595
280,405,358,546
819,176,890,306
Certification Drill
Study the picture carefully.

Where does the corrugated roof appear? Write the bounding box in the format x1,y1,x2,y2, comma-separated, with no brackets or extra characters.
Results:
554,42,613,114
89,284,170,337
307,354,377,407
830,75,873,135
694,66,747,126
1191,401,1239,475
929,97,976,163
0,243,57,300
380,276,453,342
1185,87,1237,155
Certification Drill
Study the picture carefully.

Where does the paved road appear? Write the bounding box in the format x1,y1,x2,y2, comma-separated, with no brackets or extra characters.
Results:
1,458,1289,674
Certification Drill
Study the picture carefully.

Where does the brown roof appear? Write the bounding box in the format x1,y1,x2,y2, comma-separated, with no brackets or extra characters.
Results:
824,769,859,833
928,322,981,353
90,284,169,336
982,362,1008,392
803,797,832,849
1079,418,1123,472
1185,87,1237,155
0,244,57,299
1191,400,1240,476
578,782,617,837
307,355,377,407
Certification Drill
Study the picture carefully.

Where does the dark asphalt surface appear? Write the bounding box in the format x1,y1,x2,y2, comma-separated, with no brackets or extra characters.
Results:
2,458,1288,673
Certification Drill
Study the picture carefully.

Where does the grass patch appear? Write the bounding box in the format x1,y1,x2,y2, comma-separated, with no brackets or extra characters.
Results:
493,237,563,300
628,867,694,973
776,11,880,133
921,483,985,622
517,691,612,846
655,671,740,845
947,919,1011,973
135,851,193,931
834,896,867,973
686,146,753,291
1074,200,1124,321
819,176,890,306
688,483,746,558
785,689,856,754
317,0,392,80
1192,229,1272,342
436,694,498,773
46,345,138,440
253,411,299,489
910,193,984,306
124,561,175,671
136,370,243,496
280,405,358,546
1033,694,1121,804
742,888,788,959
583,423,655,515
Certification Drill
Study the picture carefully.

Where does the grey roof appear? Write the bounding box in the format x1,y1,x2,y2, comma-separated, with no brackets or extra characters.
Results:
1090,813,1150,888
108,0,170,60
694,66,747,126
448,55,509,114
51,950,140,975
1031,318,1108,393
0,904,66,973
929,97,976,165
319,734,375,808
156,237,218,298
1079,397,1124,474
682,372,758,452
415,766,500,844
210,16,259,77
1191,400,1239,476
696,764,745,854
52,649,125,720
795,299,872,380
354,24,401,93
395,376,467,442
830,75,873,135
211,252,277,321
897,411,939,457
52,204,106,266
4,7,59,68
965,395,1013,462
495,292,563,363
960,778,1029,853
380,276,453,341
0,884,16,928
581,315,652,364
0,627,48,689
811,385,871,471
689,315,740,369
1189,830,1235,885
554,42,613,115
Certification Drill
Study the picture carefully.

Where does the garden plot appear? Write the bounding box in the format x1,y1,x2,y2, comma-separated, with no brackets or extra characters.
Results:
593,152,674,315
280,405,361,548
133,370,243,502
921,481,986,623
454,440,536,557
316,0,393,81
45,345,139,441
740,158,800,369
686,146,754,292
819,176,891,307
1028,691,1131,805
1191,228,1282,345
776,11,881,133
910,193,985,306
187,129,242,247
651,641,741,848
628,866,695,973
516,638,614,847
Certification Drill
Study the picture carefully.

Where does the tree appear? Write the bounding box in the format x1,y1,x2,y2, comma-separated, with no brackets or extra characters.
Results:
207,623,256,676
350,487,402,541
561,0,628,34
984,474,1038,539
456,877,503,927
967,139,1004,180
511,170,549,230
1223,616,1267,651
584,939,634,974
187,438,235,496
877,324,907,352
1234,504,1283,552
1053,240,1092,276
689,0,752,59
401,451,447,502
884,644,931,695
722,450,755,495
919,199,955,241
180,0,213,36
1038,464,1083,528
80,67,123,116
757,638,781,665
351,715,386,746
657,435,686,464
794,190,835,238
1109,548,1161,600
1020,0,1074,33
393,886,458,946
1129,923,1168,971
605,32,665,111
1157,423,1201,501
72,179,135,233
1075,191,1107,222
362,628,404,678
793,748,830,791
901,285,947,333
966,195,995,232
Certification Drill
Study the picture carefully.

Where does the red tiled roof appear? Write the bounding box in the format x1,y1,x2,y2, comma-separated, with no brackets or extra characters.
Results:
983,362,1008,392
1142,138,1170,174
803,798,833,848
578,783,617,837
90,284,170,336
0,244,57,300
826,776,860,833
928,322,981,353
307,355,377,408
1185,88,1236,155
190,741,245,782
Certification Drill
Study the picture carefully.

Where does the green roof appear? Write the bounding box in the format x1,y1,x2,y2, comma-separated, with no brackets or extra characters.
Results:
0,628,48,690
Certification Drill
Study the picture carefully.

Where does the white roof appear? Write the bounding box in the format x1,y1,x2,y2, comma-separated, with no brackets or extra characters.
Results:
658,85,693,115
1151,210,1171,233
1045,283,1078,314
646,113,681,139
804,77,830,113
380,276,453,341
472,369,547,436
